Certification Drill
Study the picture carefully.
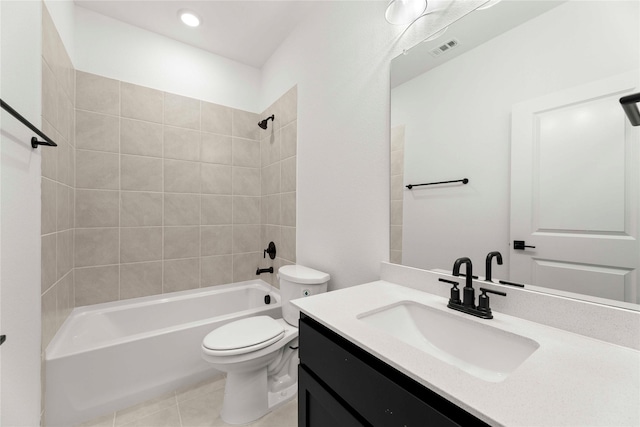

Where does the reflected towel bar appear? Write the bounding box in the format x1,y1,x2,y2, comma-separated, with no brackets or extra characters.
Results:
498,280,525,288
406,178,468,189
1,98,57,148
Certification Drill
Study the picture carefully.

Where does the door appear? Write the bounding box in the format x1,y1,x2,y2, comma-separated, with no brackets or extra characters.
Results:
510,71,640,303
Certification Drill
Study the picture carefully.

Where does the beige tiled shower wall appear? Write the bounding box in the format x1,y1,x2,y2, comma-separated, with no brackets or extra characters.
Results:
39,4,297,420
390,125,404,264
73,71,298,304
259,87,298,287
40,4,76,420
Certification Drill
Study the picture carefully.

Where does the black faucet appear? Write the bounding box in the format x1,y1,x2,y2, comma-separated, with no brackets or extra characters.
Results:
485,251,503,283
256,267,274,275
440,257,506,319
452,257,475,308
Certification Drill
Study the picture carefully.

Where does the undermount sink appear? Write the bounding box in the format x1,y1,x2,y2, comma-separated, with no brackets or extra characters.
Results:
357,301,539,382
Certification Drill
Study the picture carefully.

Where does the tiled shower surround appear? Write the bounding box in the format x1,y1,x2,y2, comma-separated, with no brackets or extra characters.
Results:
390,125,404,264
40,5,75,420
73,71,297,304
40,5,297,419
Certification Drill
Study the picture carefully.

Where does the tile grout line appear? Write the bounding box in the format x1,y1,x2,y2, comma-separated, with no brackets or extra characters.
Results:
174,393,184,427
162,91,166,295
199,100,203,290
231,110,235,283
118,80,122,303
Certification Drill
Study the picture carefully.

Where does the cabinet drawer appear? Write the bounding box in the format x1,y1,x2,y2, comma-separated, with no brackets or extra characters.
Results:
299,314,488,427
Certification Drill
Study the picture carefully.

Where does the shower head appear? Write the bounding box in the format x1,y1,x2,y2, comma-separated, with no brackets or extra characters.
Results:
258,114,275,130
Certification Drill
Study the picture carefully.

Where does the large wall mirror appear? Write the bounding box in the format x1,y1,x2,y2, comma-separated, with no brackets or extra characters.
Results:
390,0,640,310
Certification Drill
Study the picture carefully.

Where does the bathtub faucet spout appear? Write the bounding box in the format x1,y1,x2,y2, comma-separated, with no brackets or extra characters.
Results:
256,267,274,275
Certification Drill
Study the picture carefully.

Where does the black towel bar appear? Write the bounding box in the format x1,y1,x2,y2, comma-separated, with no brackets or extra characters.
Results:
1,98,57,148
406,178,468,190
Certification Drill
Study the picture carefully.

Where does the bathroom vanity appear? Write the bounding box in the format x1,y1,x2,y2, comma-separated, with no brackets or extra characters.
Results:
298,313,487,426
293,264,640,426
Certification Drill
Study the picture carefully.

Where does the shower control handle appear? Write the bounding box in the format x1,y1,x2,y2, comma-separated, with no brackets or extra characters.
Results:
264,241,276,260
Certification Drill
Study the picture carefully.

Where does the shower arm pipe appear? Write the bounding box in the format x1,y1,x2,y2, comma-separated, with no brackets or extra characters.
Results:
0,98,57,148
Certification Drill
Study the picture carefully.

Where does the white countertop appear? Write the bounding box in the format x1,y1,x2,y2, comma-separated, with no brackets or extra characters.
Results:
292,280,640,426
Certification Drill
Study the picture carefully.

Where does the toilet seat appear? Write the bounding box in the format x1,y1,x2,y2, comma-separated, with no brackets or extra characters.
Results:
203,316,285,356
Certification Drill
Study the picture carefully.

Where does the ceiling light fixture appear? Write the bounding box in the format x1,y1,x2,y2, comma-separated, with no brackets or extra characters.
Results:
476,0,502,11
179,9,201,27
423,26,448,42
385,0,428,25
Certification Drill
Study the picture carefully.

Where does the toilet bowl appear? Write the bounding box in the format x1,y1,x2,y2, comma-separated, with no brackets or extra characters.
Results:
201,265,330,425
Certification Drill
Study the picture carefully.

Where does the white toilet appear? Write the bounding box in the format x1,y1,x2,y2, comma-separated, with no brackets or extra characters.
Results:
201,265,330,425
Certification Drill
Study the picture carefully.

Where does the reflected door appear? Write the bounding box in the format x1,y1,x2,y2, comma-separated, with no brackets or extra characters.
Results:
510,72,640,303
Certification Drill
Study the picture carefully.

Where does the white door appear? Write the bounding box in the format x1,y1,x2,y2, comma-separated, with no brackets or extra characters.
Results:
510,72,640,303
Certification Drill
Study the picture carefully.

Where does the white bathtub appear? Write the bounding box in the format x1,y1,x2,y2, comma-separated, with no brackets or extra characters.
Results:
45,280,281,427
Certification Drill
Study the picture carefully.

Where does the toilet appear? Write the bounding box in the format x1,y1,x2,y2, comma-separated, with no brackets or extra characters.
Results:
201,265,330,425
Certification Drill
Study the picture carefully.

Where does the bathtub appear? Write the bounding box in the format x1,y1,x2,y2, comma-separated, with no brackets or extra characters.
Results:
45,280,281,427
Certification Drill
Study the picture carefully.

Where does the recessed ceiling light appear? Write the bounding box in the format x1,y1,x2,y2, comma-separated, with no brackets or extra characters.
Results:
179,9,201,27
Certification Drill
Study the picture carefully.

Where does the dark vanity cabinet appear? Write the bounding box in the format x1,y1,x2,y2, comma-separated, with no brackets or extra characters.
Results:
298,314,489,427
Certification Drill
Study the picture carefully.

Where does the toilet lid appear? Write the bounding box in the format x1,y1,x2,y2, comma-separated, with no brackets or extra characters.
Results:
202,316,285,355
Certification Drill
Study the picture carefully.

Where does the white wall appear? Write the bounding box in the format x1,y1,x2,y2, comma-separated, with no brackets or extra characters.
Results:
74,6,262,112
260,1,482,289
69,0,482,291
0,1,43,424
392,1,639,276
0,1,558,422
43,0,75,64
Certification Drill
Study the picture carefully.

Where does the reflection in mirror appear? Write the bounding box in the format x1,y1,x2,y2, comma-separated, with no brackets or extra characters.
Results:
390,1,640,310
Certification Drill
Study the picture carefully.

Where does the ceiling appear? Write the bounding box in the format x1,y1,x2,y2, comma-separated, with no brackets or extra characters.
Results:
391,0,565,88
74,0,319,69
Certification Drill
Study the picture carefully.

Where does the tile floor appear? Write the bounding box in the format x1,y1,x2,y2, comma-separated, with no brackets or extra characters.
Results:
77,377,297,427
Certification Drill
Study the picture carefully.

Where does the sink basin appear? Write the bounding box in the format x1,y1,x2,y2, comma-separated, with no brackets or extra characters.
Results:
357,301,539,382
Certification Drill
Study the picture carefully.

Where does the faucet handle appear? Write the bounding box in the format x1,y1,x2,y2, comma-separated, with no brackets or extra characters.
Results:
478,287,506,316
263,241,276,260
439,278,462,306
480,288,507,297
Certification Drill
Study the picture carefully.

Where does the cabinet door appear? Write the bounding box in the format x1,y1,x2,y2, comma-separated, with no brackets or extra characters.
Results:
299,365,367,427
299,315,488,427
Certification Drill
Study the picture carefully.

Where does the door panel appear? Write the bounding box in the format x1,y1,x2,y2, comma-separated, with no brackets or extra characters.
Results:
531,259,632,301
510,71,639,303
537,98,626,232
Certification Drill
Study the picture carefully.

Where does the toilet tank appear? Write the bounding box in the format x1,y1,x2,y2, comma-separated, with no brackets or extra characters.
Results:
278,265,330,326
